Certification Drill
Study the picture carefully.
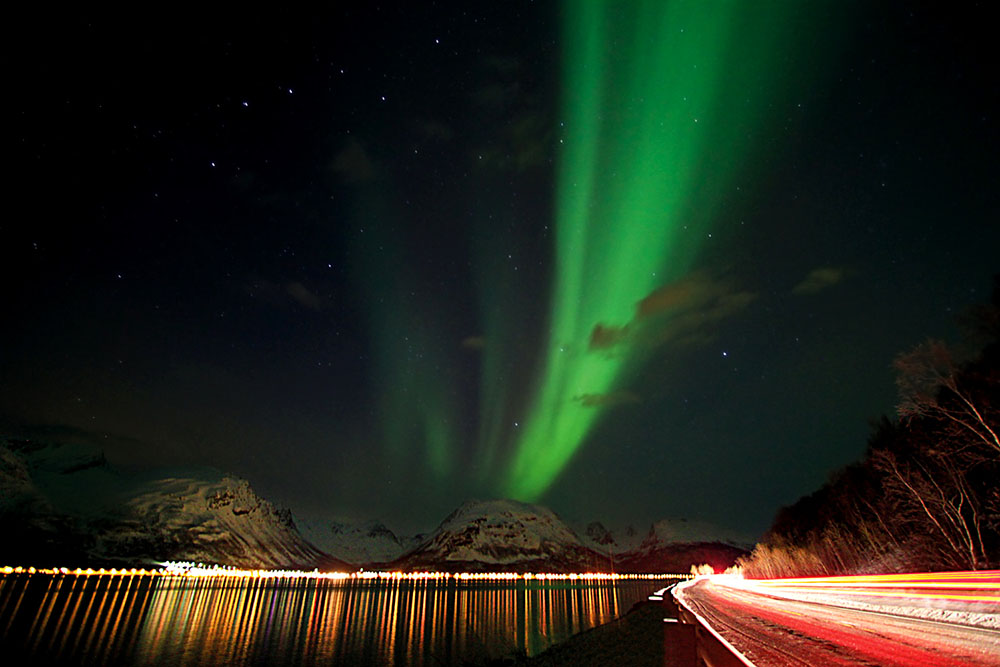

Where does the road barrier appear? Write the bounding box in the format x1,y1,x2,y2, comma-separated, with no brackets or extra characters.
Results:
658,582,753,667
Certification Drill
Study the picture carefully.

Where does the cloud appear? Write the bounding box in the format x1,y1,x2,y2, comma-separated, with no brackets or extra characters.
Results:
588,271,757,353
471,56,522,110
472,80,522,111
792,266,850,295
589,324,629,350
286,282,323,311
461,336,487,350
574,390,641,408
331,138,374,184
250,279,326,312
657,289,756,348
416,120,455,143
468,55,550,172
473,109,550,172
0,421,145,452
637,279,706,318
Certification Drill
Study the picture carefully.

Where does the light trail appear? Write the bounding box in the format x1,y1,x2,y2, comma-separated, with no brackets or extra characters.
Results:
740,570,1000,604
676,572,1000,665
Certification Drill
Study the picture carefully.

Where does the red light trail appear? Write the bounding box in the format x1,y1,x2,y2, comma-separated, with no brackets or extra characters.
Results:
675,571,1000,666
743,569,1000,604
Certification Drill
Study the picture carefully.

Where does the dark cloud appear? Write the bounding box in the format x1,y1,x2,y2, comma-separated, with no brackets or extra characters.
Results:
473,109,550,171
286,282,323,311
252,280,325,311
472,81,522,111
792,266,851,295
656,289,757,348
470,54,550,172
574,390,641,408
484,55,520,76
461,336,487,350
589,272,757,353
508,112,550,170
331,138,374,184
637,279,706,319
415,120,455,143
589,324,629,350
472,56,523,111
0,420,145,452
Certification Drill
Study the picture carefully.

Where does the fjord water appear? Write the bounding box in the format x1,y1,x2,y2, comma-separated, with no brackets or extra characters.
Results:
0,573,675,665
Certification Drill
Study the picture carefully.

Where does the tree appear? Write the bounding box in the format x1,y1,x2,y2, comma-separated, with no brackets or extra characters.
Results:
895,340,1000,457
871,445,988,570
741,281,1000,577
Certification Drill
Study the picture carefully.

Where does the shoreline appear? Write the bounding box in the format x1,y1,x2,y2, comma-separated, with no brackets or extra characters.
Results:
486,600,666,666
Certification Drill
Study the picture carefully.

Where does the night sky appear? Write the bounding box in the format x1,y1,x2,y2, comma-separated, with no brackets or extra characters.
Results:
3,3,998,537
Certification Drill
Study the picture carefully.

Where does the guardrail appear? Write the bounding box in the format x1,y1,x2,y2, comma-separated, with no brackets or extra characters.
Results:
654,581,751,667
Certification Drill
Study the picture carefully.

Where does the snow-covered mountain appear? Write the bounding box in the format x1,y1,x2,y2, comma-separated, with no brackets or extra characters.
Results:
575,521,646,553
299,518,422,565
94,475,339,569
316,501,751,573
608,519,751,573
615,540,747,574
576,518,752,554
0,437,347,570
640,518,755,549
388,499,608,572
572,518,752,573
577,519,754,554
1,437,120,564
3,436,752,573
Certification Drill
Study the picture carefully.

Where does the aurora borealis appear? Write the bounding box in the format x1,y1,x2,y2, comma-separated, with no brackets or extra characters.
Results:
504,1,829,499
3,2,999,535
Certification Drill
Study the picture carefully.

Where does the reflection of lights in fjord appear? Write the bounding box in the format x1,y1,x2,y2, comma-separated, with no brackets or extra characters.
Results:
1,563,686,665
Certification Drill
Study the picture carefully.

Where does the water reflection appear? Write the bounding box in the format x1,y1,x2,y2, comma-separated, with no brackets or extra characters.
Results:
1,572,155,664
1,573,677,665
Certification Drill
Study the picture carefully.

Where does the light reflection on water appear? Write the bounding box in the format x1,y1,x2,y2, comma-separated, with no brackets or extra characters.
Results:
0,573,674,665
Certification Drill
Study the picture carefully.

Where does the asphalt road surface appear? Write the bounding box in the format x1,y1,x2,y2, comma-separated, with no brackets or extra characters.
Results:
675,577,1000,666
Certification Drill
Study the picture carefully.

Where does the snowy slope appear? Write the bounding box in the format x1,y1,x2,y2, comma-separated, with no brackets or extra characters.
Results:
95,475,340,569
391,499,608,572
299,518,415,565
575,521,646,553
0,441,41,509
1,437,116,510
641,518,755,549
0,437,346,570
576,518,753,555
0,438,119,564
3,436,752,573
613,519,752,573
569,517,754,573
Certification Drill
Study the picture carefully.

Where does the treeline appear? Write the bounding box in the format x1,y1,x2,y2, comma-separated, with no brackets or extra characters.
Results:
741,279,1000,577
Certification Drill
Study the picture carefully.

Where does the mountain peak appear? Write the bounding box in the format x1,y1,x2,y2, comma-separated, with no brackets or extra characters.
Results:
0,437,344,570
391,498,603,572
641,518,755,549
585,521,615,546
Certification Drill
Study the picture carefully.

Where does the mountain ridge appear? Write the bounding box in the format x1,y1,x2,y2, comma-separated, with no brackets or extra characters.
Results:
2,436,750,573
0,437,348,570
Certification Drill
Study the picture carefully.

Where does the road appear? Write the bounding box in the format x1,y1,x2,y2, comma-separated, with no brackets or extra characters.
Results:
674,575,1000,666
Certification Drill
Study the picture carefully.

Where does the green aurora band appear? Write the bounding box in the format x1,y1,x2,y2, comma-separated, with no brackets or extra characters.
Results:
502,0,837,499
349,193,459,484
